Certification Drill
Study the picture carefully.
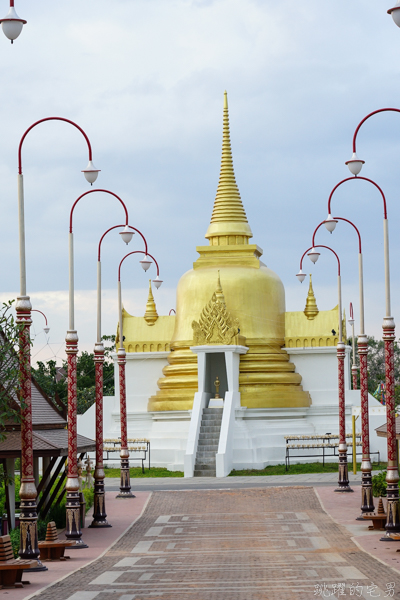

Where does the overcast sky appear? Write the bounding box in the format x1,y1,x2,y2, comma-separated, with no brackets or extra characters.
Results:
1,0,400,365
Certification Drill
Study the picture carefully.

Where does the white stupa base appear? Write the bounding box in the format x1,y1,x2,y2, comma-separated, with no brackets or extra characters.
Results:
76,347,388,476
78,392,387,475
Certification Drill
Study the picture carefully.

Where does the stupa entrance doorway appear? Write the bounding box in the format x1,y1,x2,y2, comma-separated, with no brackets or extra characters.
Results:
205,352,227,407
184,344,248,477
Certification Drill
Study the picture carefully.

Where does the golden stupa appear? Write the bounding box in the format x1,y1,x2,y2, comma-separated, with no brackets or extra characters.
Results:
147,92,311,411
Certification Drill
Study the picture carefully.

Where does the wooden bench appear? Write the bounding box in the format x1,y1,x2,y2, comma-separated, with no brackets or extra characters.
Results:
0,534,35,588
38,522,75,561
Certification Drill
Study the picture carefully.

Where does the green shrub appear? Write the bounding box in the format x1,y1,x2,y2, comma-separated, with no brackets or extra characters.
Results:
9,527,19,558
372,470,387,497
37,519,49,541
82,487,94,511
47,496,66,529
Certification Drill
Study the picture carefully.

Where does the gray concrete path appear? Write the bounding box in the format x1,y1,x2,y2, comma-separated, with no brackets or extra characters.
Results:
104,471,379,491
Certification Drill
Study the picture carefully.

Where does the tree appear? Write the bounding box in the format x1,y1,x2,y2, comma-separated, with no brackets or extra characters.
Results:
0,300,28,442
348,335,400,406
31,335,116,415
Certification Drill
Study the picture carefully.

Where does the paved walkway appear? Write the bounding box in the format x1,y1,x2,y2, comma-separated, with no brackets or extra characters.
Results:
4,474,400,600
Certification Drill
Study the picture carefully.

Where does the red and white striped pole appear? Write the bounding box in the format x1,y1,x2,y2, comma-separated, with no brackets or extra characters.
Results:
65,330,86,546
383,318,400,536
349,304,358,391
89,342,110,527
115,250,162,497
16,297,41,561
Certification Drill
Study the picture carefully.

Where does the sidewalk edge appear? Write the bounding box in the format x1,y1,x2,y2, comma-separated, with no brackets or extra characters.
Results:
314,487,400,577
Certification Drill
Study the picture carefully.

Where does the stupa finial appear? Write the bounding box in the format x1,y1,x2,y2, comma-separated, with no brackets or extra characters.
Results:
304,274,319,320
144,279,158,325
205,91,253,246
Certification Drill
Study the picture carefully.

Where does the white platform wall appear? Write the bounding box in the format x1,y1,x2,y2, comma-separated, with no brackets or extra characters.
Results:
77,346,388,474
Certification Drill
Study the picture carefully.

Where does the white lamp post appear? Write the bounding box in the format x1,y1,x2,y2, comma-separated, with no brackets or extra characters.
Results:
66,190,131,540
16,117,98,563
298,244,352,493
314,215,373,516
89,223,148,527
116,251,162,498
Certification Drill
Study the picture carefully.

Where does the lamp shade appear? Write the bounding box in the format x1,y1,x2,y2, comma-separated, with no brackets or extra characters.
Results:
348,319,354,327
388,2,400,26
296,270,306,283
0,6,26,42
140,256,152,271
82,160,100,185
307,249,320,264
324,215,338,233
153,275,163,289
43,326,50,335
345,152,364,176
119,226,134,245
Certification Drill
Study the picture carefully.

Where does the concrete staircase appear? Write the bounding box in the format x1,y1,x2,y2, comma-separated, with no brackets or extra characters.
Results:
194,407,223,477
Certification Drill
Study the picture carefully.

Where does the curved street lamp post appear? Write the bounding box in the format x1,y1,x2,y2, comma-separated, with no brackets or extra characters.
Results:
297,244,352,493
342,109,399,536
66,190,130,545
89,223,151,527
116,251,162,498
312,217,373,515
16,117,99,561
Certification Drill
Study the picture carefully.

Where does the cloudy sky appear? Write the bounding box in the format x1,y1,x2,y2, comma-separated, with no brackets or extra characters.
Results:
1,0,400,364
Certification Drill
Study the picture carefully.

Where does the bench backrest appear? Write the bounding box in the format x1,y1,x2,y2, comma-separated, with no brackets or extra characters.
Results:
45,521,59,542
0,535,15,561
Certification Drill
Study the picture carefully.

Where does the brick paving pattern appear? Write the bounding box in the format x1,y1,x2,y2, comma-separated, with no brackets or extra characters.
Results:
33,487,400,600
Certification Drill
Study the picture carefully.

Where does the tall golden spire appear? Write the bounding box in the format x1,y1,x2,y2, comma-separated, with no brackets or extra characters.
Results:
304,274,319,320
144,279,158,325
205,91,253,246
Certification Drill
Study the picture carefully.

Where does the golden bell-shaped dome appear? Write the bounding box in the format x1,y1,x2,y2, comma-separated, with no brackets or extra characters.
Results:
148,93,310,412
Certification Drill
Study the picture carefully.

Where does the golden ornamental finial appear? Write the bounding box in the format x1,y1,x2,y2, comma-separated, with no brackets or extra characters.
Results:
304,274,319,320
205,91,253,246
144,279,158,326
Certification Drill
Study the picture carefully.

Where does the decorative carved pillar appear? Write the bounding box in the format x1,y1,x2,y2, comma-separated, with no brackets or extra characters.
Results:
358,335,374,516
352,365,358,391
383,318,400,537
16,297,40,561
116,347,134,498
65,330,87,547
335,341,353,492
89,342,111,527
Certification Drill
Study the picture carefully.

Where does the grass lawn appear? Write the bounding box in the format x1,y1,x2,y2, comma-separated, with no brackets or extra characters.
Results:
104,466,184,478
229,461,386,477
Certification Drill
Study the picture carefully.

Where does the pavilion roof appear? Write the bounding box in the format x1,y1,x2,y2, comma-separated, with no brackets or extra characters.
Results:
0,429,95,457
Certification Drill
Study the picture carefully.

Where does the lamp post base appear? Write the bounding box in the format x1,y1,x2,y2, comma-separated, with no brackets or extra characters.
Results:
117,456,135,498
335,451,353,493
89,474,111,528
380,478,400,540
356,468,374,519
65,487,88,548
26,561,48,572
